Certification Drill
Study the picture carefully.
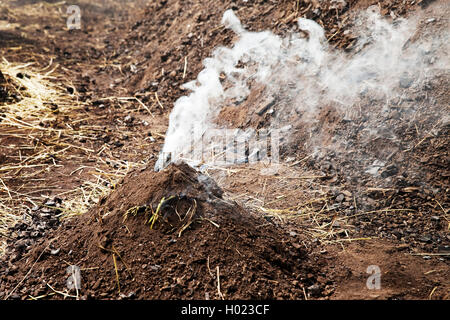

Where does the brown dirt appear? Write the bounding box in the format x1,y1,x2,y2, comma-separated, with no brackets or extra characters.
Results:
0,163,323,300
0,0,448,300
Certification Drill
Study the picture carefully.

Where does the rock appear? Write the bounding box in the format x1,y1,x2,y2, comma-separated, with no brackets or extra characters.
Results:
381,165,398,178
9,293,20,300
119,291,136,299
320,162,332,171
30,231,40,238
392,230,402,239
124,115,134,123
332,220,341,228
14,239,27,251
399,74,413,88
396,244,410,251
41,207,52,214
14,223,28,231
342,190,352,197
336,194,345,202
256,96,276,116
149,264,162,271
365,160,385,176
92,279,102,290
419,235,432,243
307,284,321,297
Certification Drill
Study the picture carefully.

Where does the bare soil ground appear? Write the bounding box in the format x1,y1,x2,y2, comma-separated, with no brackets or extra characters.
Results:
0,0,448,300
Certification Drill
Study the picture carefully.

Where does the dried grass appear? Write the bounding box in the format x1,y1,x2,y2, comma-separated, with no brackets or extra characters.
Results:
0,58,143,255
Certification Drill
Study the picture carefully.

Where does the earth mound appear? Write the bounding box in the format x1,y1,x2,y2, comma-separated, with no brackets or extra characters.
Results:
0,163,321,300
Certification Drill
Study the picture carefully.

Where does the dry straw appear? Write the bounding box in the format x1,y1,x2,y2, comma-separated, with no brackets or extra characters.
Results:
0,58,141,255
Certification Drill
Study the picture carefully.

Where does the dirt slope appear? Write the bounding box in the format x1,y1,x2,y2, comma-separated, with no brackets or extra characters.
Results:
1,163,324,300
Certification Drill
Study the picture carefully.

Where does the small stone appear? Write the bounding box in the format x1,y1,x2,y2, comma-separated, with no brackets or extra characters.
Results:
91,279,101,290
392,230,402,239
119,291,135,299
419,235,432,243
50,248,60,255
256,96,276,116
399,74,413,88
336,194,345,202
15,240,27,250
381,165,399,178
9,293,20,300
289,231,298,237
342,190,352,197
149,265,162,271
332,220,341,228
396,244,409,251
45,200,56,207
30,231,40,238
41,207,52,214
124,115,133,123
172,283,184,295
320,162,332,171
307,284,321,297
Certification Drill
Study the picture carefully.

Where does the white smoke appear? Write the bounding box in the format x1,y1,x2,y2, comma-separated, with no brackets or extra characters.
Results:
155,7,448,171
